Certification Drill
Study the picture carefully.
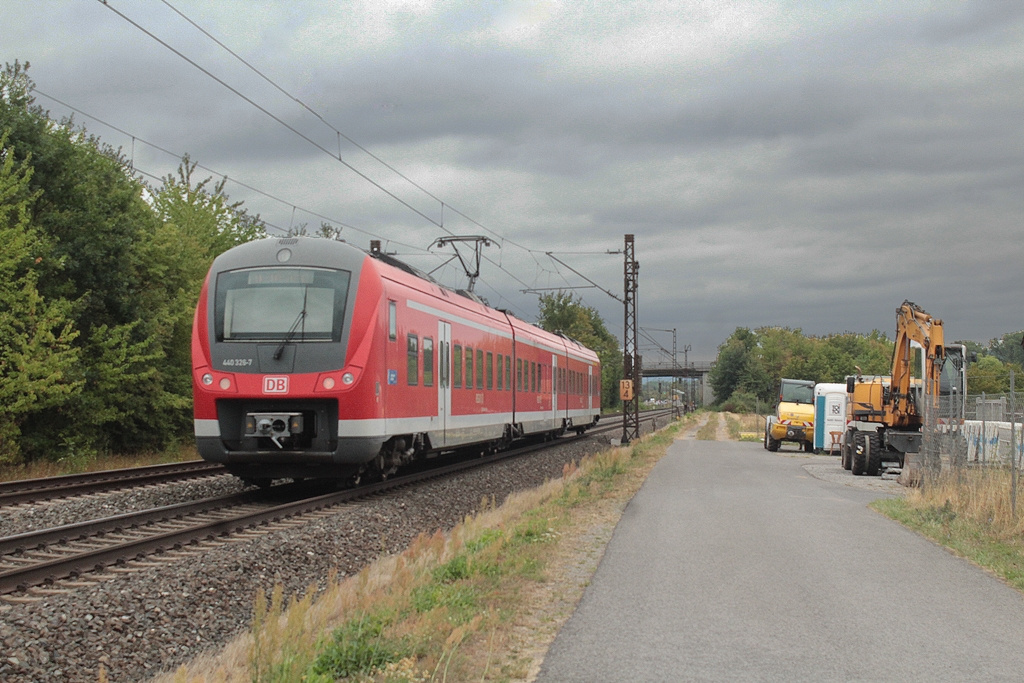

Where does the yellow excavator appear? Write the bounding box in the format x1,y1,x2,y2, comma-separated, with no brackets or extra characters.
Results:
842,300,965,478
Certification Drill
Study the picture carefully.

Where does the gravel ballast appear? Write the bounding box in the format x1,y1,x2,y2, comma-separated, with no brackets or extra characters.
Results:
0,432,632,682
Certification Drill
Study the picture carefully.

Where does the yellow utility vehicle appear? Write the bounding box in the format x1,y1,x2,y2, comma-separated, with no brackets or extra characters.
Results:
764,379,815,452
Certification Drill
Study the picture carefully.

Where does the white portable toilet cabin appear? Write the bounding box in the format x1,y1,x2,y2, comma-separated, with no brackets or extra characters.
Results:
814,383,848,453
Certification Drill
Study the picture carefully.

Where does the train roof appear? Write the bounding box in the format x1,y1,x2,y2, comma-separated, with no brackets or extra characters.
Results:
215,238,599,362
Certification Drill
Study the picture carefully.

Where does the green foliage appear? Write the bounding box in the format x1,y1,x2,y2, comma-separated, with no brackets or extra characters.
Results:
709,326,893,407
719,390,760,413
987,331,1024,368
311,612,411,679
0,131,82,464
967,355,1022,395
432,555,471,584
536,291,622,410
1,61,266,463
410,581,479,618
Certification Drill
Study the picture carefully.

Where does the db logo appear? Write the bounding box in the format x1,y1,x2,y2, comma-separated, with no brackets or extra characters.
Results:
263,376,289,394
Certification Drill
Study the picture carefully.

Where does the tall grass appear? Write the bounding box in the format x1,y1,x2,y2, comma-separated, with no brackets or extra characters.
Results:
900,468,1024,537
873,467,1024,593
696,413,719,440
0,441,199,482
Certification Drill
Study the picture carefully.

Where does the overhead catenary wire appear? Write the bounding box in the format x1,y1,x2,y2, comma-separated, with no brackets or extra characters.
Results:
28,84,604,328
99,0,615,272
30,87,432,255
94,0,453,236
30,84,561,324
155,0,553,256
84,1,631,329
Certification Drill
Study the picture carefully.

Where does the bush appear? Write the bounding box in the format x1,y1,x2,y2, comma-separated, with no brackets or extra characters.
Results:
720,390,759,413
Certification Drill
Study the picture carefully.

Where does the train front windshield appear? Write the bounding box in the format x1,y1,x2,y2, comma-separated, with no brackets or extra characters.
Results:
215,267,351,343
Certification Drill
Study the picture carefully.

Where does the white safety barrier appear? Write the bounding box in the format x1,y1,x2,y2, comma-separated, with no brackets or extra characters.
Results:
961,420,1024,465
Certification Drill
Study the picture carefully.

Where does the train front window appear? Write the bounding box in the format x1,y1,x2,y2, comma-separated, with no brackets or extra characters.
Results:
215,267,351,342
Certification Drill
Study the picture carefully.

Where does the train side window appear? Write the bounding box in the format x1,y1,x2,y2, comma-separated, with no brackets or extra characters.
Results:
389,301,397,341
505,356,511,391
423,337,434,387
407,334,419,385
466,347,473,390
530,361,537,393
496,354,503,390
488,352,495,390
517,358,523,391
453,345,463,388
476,349,484,389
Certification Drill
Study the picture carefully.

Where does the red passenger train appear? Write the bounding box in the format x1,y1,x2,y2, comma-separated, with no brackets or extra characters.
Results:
192,237,601,485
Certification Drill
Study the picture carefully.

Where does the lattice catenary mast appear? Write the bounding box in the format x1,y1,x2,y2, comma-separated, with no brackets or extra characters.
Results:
622,234,640,444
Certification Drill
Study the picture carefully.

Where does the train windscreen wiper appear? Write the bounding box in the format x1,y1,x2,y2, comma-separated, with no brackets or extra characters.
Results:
273,286,308,360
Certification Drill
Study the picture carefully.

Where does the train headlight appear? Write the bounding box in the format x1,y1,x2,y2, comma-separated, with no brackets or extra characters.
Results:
202,373,214,386
342,372,355,385
219,378,231,390
323,377,336,390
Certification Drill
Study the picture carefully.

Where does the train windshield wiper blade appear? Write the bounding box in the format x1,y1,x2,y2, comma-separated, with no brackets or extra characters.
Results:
273,286,308,360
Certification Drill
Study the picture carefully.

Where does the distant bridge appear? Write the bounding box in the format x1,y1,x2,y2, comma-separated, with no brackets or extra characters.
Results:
640,360,714,378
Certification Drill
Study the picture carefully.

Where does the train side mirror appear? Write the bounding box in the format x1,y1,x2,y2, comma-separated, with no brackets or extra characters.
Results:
846,376,855,393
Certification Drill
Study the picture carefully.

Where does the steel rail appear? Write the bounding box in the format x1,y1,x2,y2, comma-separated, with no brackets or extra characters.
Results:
0,410,672,595
0,461,227,507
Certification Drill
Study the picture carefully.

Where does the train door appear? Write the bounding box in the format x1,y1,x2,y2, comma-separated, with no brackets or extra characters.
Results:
551,354,559,430
588,365,593,412
438,321,451,447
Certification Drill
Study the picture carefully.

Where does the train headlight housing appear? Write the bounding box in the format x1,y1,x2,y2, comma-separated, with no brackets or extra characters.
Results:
198,369,235,393
316,370,358,392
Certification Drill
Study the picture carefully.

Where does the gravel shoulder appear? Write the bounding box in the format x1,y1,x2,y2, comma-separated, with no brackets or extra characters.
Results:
0,434,623,682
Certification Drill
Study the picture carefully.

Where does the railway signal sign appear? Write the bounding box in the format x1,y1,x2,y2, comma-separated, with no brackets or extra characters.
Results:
619,379,634,401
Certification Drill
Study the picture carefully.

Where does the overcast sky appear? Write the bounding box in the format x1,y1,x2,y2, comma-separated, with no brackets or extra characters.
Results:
6,0,1023,362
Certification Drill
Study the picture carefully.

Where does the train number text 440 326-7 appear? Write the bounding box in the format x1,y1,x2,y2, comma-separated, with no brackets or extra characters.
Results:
221,358,254,367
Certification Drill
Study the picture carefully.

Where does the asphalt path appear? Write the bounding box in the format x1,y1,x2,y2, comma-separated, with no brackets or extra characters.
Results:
537,439,1024,682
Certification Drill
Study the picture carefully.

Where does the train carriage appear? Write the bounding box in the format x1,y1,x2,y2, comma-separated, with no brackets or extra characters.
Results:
192,237,600,484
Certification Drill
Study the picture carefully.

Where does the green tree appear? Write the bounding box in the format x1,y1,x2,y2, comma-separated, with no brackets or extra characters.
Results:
708,328,757,403
536,291,622,410
966,355,1021,395
0,132,81,463
143,158,267,427
709,327,895,407
1,62,269,460
3,61,174,459
988,331,1024,368
150,156,265,259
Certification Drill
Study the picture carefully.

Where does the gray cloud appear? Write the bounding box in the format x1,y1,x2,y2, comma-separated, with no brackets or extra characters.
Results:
5,0,1024,359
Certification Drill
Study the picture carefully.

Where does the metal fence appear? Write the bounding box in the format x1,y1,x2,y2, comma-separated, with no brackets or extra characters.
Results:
922,385,1022,476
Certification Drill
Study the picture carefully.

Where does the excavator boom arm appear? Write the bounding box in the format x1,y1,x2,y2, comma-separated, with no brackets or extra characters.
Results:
889,300,945,423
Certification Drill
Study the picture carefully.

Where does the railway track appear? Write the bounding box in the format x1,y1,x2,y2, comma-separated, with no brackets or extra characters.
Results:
0,409,672,598
0,460,227,507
